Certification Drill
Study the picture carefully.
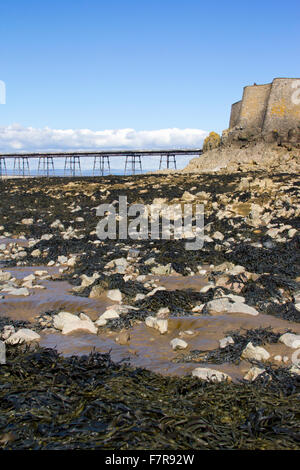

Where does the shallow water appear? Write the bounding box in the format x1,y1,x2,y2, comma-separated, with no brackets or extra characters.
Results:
1,265,300,381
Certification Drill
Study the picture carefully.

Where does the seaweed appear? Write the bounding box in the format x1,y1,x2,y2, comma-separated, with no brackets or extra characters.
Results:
173,327,283,365
0,345,299,450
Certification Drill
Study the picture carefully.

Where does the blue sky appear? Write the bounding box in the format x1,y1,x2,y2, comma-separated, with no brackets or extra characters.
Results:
0,0,299,153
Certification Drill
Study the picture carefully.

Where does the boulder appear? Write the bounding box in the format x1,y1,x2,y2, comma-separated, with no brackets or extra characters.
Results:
6,328,40,345
107,289,122,302
279,333,300,349
241,342,270,361
53,312,97,335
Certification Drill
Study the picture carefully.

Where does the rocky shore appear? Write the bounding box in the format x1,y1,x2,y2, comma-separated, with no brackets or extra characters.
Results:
0,170,299,449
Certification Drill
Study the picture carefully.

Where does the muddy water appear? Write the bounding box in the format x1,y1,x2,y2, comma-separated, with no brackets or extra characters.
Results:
1,265,300,381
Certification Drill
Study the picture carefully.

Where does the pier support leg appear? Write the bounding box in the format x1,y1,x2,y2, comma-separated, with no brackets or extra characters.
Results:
13,157,30,176
38,156,55,176
124,154,143,175
64,156,82,176
93,155,111,176
159,154,177,170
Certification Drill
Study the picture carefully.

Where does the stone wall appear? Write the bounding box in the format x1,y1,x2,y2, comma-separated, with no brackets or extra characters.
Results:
229,101,242,128
229,78,300,136
263,78,300,133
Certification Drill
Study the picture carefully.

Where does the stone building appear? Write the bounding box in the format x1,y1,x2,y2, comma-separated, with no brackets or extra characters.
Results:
229,78,300,136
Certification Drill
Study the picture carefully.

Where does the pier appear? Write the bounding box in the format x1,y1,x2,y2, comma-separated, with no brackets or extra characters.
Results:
0,149,202,177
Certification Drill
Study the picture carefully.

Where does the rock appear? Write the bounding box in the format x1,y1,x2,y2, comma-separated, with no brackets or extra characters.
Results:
0,341,6,364
274,355,282,362
157,307,170,318
219,336,234,349
23,274,35,282
135,293,146,301
99,310,120,320
107,289,122,302
155,319,168,334
1,325,15,340
205,298,258,316
81,273,100,288
181,191,196,202
145,316,168,334
31,249,41,257
1,287,30,296
41,234,53,241
151,264,172,275
95,317,107,327
241,342,270,361
192,367,231,383
228,302,259,316
34,270,48,276
170,338,188,350
57,255,68,264
116,330,130,345
212,231,224,241
205,298,232,313
67,257,76,267
6,328,40,345
0,271,12,282
244,366,266,382
290,365,300,376
145,316,157,328
202,132,221,153
21,218,33,225
279,333,300,349
53,311,97,335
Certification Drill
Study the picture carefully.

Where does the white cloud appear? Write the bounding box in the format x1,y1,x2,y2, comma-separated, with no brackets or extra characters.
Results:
0,124,208,152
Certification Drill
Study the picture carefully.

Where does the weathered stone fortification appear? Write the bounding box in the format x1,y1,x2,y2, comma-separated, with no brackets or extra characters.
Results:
229,78,300,140
183,78,300,174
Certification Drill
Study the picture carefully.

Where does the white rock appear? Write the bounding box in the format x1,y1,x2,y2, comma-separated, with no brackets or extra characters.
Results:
192,367,231,383
279,333,300,349
274,355,282,362
21,218,33,225
244,366,266,382
155,319,168,334
295,303,300,312
34,270,48,276
1,287,30,296
145,316,157,328
57,255,68,264
95,317,107,327
99,310,120,320
145,316,168,334
53,311,97,335
135,293,146,301
170,338,188,350
228,302,259,316
1,325,15,340
213,231,224,241
219,336,234,349
41,234,53,241
206,298,232,313
107,289,122,302
23,274,36,281
0,271,12,282
241,342,270,361
6,328,40,345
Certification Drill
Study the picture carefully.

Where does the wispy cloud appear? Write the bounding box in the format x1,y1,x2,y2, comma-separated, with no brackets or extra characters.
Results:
0,124,208,152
